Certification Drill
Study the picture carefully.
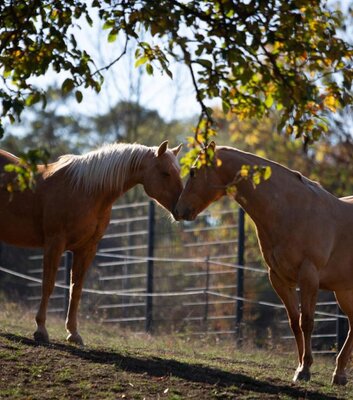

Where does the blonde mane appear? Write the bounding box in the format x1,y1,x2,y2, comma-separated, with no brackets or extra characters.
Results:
48,143,151,194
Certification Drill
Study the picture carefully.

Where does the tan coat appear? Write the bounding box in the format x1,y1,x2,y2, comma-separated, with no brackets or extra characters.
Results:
175,142,353,385
0,141,182,345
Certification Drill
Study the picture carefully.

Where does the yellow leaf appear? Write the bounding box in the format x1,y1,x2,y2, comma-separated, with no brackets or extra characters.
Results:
252,171,261,185
245,133,260,146
323,94,338,112
226,185,237,197
263,166,272,180
196,133,203,143
240,165,249,178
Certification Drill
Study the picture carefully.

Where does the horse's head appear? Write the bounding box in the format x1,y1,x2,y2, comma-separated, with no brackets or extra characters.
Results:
175,142,225,221
142,140,183,218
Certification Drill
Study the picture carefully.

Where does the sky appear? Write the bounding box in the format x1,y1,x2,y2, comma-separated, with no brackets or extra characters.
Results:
46,19,203,124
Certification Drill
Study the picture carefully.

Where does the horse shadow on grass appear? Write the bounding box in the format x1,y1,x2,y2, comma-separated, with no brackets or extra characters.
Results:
0,333,341,400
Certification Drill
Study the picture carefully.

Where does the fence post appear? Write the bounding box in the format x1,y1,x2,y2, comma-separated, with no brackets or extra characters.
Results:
203,256,210,331
337,306,349,352
145,200,155,333
64,251,73,317
236,207,245,345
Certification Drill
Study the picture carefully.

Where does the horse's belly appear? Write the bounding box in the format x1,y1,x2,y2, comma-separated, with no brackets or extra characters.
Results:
320,255,353,291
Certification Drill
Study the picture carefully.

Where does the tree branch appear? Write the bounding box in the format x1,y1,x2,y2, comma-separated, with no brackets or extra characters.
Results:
92,37,129,76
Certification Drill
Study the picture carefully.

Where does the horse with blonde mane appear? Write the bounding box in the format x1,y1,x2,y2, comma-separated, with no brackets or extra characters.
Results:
0,140,182,345
175,141,353,386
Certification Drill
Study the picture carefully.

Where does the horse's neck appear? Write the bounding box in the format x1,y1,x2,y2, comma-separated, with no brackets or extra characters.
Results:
218,147,294,224
52,146,150,202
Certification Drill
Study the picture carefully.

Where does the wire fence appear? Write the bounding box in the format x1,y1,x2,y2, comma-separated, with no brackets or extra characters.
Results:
0,196,348,353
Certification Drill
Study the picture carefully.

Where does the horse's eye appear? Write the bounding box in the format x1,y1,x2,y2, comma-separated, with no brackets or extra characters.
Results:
190,168,196,178
162,171,171,177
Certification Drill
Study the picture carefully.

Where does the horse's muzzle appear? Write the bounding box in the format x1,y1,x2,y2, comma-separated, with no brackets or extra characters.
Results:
173,207,196,221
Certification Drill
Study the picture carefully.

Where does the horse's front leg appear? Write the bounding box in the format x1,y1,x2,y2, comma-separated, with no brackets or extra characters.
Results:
332,290,353,385
34,238,65,343
268,270,304,379
65,243,97,345
295,259,319,382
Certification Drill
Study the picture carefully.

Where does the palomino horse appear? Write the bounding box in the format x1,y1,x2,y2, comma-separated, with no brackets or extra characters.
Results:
175,142,353,386
0,141,182,345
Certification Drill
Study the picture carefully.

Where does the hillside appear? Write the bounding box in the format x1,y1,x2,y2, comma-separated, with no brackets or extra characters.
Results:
0,302,351,399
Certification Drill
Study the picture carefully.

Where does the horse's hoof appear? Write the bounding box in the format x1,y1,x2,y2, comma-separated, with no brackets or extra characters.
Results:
293,368,311,382
33,330,49,344
332,373,347,386
66,333,84,346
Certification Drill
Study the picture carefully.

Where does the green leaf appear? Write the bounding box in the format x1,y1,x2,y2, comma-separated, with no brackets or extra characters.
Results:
265,94,274,108
75,90,83,103
146,63,154,75
276,102,284,111
61,78,75,94
196,59,213,69
2,99,12,115
25,92,41,106
3,68,11,79
103,20,115,30
135,56,149,68
8,114,15,124
222,100,230,114
86,14,93,27
108,28,118,43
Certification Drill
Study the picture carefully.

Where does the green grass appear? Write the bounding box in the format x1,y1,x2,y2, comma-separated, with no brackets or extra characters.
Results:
0,301,352,399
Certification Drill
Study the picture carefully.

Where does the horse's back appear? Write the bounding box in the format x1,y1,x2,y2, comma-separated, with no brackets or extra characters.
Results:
337,195,353,218
0,149,19,166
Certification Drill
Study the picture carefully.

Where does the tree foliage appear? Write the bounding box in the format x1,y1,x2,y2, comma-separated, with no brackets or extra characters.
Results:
1,87,92,159
1,0,353,150
0,0,102,138
108,0,353,144
214,108,353,197
91,101,186,145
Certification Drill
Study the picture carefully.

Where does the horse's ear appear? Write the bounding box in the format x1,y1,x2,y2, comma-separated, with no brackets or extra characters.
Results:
157,140,168,157
171,143,183,156
208,141,216,152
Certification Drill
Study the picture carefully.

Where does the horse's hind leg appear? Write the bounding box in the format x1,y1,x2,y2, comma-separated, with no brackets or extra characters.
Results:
332,290,353,385
34,239,65,343
65,244,97,345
